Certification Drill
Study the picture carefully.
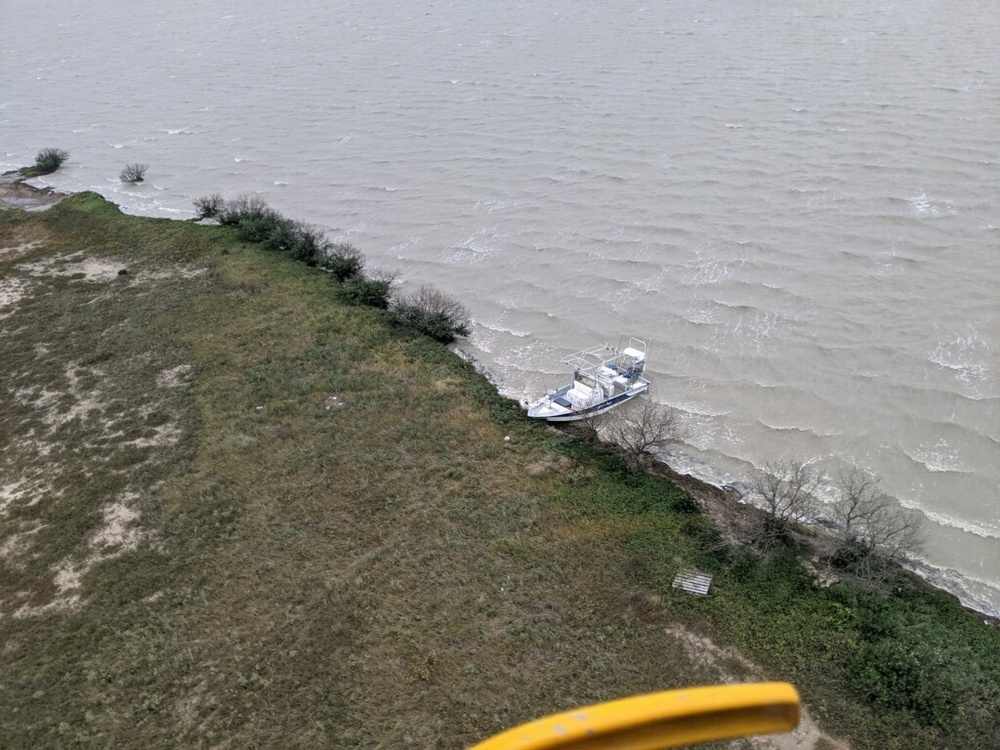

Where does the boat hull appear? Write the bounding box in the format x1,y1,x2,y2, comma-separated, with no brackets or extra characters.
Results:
525,338,651,423
526,381,649,422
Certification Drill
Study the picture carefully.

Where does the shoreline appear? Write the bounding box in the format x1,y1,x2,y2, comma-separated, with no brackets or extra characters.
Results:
0,170,69,210
455,343,1000,626
5,175,996,624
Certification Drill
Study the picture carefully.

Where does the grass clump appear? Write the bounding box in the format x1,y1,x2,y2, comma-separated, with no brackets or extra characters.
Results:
19,147,70,177
35,147,70,173
321,241,365,281
392,285,470,343
340,269,395,308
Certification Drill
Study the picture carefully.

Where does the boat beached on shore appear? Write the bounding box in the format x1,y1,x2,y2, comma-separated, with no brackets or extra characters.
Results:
526,338,650,422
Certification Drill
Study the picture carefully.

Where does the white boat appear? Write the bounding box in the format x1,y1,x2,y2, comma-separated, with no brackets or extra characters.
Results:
526,338,650,422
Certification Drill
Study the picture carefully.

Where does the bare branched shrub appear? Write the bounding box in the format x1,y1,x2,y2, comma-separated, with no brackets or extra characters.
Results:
751,460,819,522
194,193,224,219
392,285,470,343
120,163,147,183
605,398,685,467
577,408,611,443
831,467,923,577
34,148,69,174
746,460,819,554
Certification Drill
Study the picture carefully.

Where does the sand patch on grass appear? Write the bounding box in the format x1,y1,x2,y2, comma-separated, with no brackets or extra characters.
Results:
0,523,45,570
156,364,192,388
13,559,84,618
37,364,106,429
0,477,52,516
11,491,156,620
0,277,32,320
135,265,208,283
0,240,43,259
90,498,143,550
661,623,850,750
17,253,125,282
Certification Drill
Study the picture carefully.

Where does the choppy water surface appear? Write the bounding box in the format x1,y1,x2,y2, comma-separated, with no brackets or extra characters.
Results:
3,0,998,613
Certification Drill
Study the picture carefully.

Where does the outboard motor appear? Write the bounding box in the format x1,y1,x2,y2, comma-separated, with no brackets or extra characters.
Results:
620,346,645,380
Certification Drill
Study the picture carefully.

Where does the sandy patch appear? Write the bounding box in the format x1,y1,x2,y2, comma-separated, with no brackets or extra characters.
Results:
0,240,43,259
11,492,156,619
128,422,183,449
13,559,83,618
36,364,105,429
135,266,208,283
90,497,143,550
0,277,31,320
156,364,192,388
0,477,51,515
0,523,45,570
17,253,125,282
661,623,849,750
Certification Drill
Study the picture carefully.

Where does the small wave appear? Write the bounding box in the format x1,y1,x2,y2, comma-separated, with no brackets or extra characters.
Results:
440,227,505,265
919,507,1000,541
928,331,991,388
676,402,733,419
902,444,973,475
477,320,531,338
757,420,841,439
905,560,1000,619
907,192,957,217
474,199,515,213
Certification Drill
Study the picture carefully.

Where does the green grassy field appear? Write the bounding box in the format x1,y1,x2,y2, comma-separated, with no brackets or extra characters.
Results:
2,193,997,749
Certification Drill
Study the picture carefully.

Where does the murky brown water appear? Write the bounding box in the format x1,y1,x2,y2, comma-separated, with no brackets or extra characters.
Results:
4,0,998,613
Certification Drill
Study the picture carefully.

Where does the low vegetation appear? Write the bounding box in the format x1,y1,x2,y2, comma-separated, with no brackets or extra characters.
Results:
201,193,469,340
1,189,998,750
392,285,471,343
18,147,70,177
119,163,148,183
603,398,686,468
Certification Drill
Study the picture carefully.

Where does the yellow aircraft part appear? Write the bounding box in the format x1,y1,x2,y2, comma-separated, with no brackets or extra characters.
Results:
469,682,800,750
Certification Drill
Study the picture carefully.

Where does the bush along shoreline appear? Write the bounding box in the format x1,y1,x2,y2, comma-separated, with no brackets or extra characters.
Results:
198,193,470,343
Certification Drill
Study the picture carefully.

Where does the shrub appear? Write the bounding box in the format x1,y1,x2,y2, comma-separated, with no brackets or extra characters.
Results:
321,242,365,281
285,223,327,267
236,210,287,243
341,270,396,309
218,194,271,226
119,163,147,183
34,148,69,174
193,193,224,219
831,467,923,579
392,285,470,343
256,215,297,252
847,637,962,730
605,398,686,468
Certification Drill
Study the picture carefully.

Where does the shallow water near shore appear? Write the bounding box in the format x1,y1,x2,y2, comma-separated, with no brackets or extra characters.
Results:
3,0,998,614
